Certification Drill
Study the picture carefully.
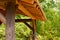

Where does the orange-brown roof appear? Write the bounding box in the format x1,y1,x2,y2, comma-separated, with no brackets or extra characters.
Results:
0,0,46,21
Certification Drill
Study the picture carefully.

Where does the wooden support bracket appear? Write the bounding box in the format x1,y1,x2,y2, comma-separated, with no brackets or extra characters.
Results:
23,22,33,30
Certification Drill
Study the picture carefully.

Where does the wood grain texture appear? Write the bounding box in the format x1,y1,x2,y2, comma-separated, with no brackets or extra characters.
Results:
20,0,34,4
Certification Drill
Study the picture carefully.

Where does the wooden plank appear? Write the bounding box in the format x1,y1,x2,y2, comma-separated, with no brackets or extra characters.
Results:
21,0,34,4
17,2,35,19
15,19,32,22
16,9,28,16
5,1,16,40
18,1,35,7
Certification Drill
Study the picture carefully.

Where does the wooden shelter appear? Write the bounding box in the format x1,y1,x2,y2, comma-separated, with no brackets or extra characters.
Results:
0,0,46,40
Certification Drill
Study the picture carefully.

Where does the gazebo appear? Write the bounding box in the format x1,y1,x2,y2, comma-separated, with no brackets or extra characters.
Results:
0,0,46,40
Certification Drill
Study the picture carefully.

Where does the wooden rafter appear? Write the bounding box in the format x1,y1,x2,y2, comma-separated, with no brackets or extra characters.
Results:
0,0,46,21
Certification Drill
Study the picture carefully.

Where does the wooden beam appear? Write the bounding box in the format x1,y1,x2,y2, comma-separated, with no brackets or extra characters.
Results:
5,1,16,40
23,22,33,30
15,19,32,22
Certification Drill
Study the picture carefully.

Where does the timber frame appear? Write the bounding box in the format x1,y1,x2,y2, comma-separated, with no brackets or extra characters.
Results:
16,19,36,40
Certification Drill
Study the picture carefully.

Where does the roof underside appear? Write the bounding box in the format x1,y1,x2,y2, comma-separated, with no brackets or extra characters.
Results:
0,0,46,21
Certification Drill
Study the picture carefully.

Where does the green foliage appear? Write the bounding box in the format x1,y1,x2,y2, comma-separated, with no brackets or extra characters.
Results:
36,0,60,40
15,23,31,40
0,24,5,40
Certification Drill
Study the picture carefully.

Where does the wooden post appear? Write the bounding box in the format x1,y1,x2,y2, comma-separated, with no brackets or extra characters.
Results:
5,1,16,40
32,19,36,40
